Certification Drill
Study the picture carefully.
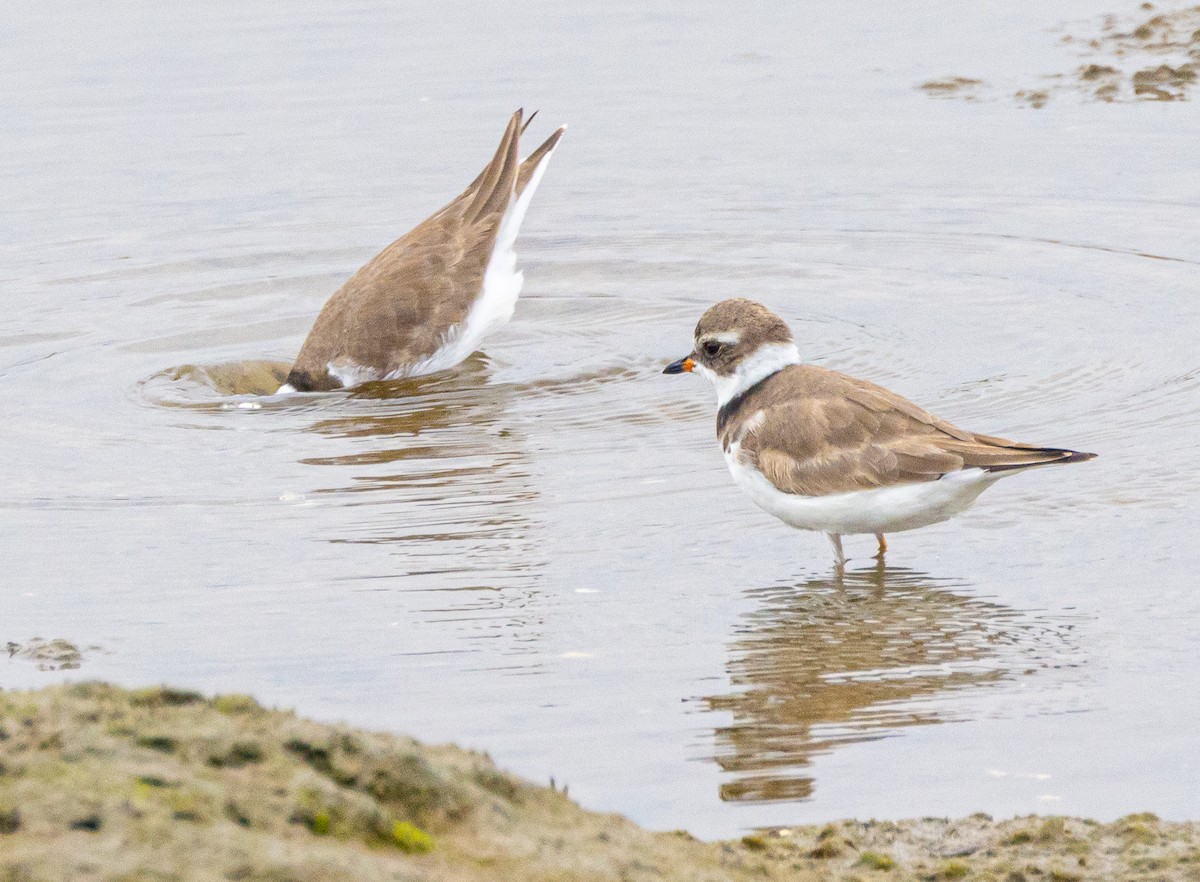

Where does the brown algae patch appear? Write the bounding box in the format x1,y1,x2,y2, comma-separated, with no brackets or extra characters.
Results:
920,4,1200,105
920,77,986,99
2,685,1200,881
1015,89,1052,108
5,639,87,671
1065,4,1200,101
1131,62,1198,98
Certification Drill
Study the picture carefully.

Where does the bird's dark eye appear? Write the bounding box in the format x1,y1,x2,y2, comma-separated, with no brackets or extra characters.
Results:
702,341,721,357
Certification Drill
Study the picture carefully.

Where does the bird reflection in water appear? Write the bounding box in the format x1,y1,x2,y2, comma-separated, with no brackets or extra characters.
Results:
302,355,518,477
299,354,540,559
704,563,1071,803
292,355,551,663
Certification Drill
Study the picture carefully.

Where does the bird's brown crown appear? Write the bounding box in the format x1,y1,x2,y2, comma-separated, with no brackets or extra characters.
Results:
694,299,793,347
691,298,794,375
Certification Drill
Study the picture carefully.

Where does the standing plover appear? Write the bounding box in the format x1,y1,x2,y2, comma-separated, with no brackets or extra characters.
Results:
280,109,565,392
664,298,1095,564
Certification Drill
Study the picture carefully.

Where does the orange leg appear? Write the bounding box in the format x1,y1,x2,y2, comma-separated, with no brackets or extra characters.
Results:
874,533,888,558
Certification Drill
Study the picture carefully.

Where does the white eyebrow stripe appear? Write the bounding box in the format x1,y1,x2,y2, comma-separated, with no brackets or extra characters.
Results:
711,331,741,344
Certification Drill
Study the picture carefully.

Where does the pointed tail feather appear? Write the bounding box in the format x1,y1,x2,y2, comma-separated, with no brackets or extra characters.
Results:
465,109,522,223
453,109,525,208
425,110,562,230
450,111,564,212
517,125,566,198
979,446,1097,473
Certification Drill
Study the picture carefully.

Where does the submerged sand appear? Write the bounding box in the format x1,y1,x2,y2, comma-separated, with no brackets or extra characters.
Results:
0,683,1196,881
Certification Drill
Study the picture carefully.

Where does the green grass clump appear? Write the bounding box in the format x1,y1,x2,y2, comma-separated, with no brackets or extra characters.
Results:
1003,829,1033,845
129,687,203,708
939,859,969,879
207,741,264,768
474,767,521,802
364,754,463,820
134,775,172,789
807,824,854,859
392,820,434,853
135,735,177,753
211,694,260,715
1038,817,1067,840
857,851,896,870
1048,869,1082,882
0,807,21,833
164,788,211,823
69,813,102,831
1114,812,1161,845
223,800,252,827
1118,821,1158,844
284,738,334,774
740,834,767,851
809,841,841,859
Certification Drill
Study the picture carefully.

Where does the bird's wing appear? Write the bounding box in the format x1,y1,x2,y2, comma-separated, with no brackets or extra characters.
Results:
732,366,1092,496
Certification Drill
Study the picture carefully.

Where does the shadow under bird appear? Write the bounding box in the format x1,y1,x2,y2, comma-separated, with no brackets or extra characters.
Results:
664,299,1096,564
279,109,566,393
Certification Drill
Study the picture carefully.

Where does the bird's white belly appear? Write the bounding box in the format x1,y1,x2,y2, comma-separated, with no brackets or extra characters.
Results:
725,445,1003,535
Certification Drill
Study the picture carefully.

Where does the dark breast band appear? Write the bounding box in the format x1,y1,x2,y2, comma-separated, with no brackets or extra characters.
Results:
716,375,773,437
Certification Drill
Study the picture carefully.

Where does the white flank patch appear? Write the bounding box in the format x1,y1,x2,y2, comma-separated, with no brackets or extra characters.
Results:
740,409,767,436
393,325,466,379
328,360,383,387
394,140,561,379
275,383,296,394
695,342,801,407
725,442,1010,535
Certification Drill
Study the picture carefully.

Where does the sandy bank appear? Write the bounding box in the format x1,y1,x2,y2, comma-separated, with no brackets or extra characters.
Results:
0,683,1196,881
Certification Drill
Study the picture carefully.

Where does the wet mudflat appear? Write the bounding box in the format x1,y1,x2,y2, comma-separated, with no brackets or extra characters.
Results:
2,0,1198,839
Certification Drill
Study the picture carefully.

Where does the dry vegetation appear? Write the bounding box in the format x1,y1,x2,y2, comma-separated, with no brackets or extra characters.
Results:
0,684,1198,881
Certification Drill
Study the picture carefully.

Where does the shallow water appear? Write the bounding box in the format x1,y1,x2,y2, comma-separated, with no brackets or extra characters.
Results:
3,0,1200,838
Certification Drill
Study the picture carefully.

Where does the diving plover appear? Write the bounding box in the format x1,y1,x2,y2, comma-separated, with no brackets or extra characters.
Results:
281,109,565,392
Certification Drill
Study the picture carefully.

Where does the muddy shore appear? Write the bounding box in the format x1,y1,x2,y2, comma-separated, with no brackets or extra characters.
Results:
0,684,1196,881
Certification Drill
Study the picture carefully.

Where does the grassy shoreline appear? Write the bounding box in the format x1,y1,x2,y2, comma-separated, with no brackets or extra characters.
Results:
0,683,1195,881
